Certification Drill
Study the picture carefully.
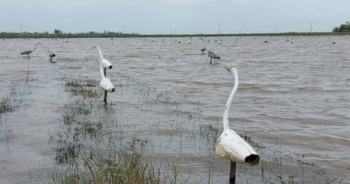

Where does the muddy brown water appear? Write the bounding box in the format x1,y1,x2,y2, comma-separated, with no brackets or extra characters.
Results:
0,36,350,183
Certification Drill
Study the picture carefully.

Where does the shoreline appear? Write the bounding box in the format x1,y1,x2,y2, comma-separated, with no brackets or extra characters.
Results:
1,31,349,39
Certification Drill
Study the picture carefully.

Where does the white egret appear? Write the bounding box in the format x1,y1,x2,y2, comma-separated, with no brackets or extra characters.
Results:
188,37,192,44
99,61,115,93
215,66,260,165
21,43,41,58
93,46,112,69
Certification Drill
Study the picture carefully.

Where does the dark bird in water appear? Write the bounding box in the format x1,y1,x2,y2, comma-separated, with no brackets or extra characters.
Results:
199,37,221,64
208,50,220,64
200,47,207,54
49,52,56,63
204,38,220,64
21,43,41,58
199,37,208,54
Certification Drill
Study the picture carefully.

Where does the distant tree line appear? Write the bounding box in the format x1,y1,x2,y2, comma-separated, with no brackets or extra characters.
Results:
333,21,350,32
0,29,349,39
0,29,224,38
0,29,140,38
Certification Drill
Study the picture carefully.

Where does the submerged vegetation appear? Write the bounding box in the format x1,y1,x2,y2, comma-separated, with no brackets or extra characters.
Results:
51,73,190,183
0,97,15,114
53,147,163,184
65,78,100,99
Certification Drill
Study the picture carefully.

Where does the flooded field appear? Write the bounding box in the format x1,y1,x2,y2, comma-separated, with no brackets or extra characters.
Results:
0,36,350,183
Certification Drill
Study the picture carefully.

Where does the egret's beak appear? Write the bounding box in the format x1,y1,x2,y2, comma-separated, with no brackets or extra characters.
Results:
92,46,96,49
225,65,234,71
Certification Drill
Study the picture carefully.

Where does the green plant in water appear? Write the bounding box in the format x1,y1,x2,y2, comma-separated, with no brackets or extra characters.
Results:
52,145,163,184
65,78,100,99
0,97,15,114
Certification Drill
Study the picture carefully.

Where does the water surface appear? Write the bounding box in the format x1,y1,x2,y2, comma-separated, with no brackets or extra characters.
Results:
0,36,349,183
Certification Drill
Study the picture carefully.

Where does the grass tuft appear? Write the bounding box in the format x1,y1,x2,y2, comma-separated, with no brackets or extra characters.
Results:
0,97,15,114
53,145,162,184
65,79,100,99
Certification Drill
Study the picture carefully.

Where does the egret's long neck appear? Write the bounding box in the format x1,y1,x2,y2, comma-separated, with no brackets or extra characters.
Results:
201,38,208,48
32,43,39,51
99,51,103,60
96,46,103,60
204,39,210,51
223,69,238,130
99,63,105,79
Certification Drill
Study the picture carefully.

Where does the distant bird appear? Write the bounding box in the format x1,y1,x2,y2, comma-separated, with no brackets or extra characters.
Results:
93,46,112,69
188,37,192,44
21,43,41,58
202,38,220,64
215,65,260,165
199,37,207,54
49,52,56,63
208,50,220,64
200,47,207,54
99,57,115,93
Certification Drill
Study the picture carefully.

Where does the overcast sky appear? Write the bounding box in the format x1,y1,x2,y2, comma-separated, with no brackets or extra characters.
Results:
0,0,349,34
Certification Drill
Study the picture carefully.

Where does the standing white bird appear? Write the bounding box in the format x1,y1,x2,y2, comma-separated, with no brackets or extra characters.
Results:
93,46,112,69
99,61,115,92
188,37,192,44
215,66,260,165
